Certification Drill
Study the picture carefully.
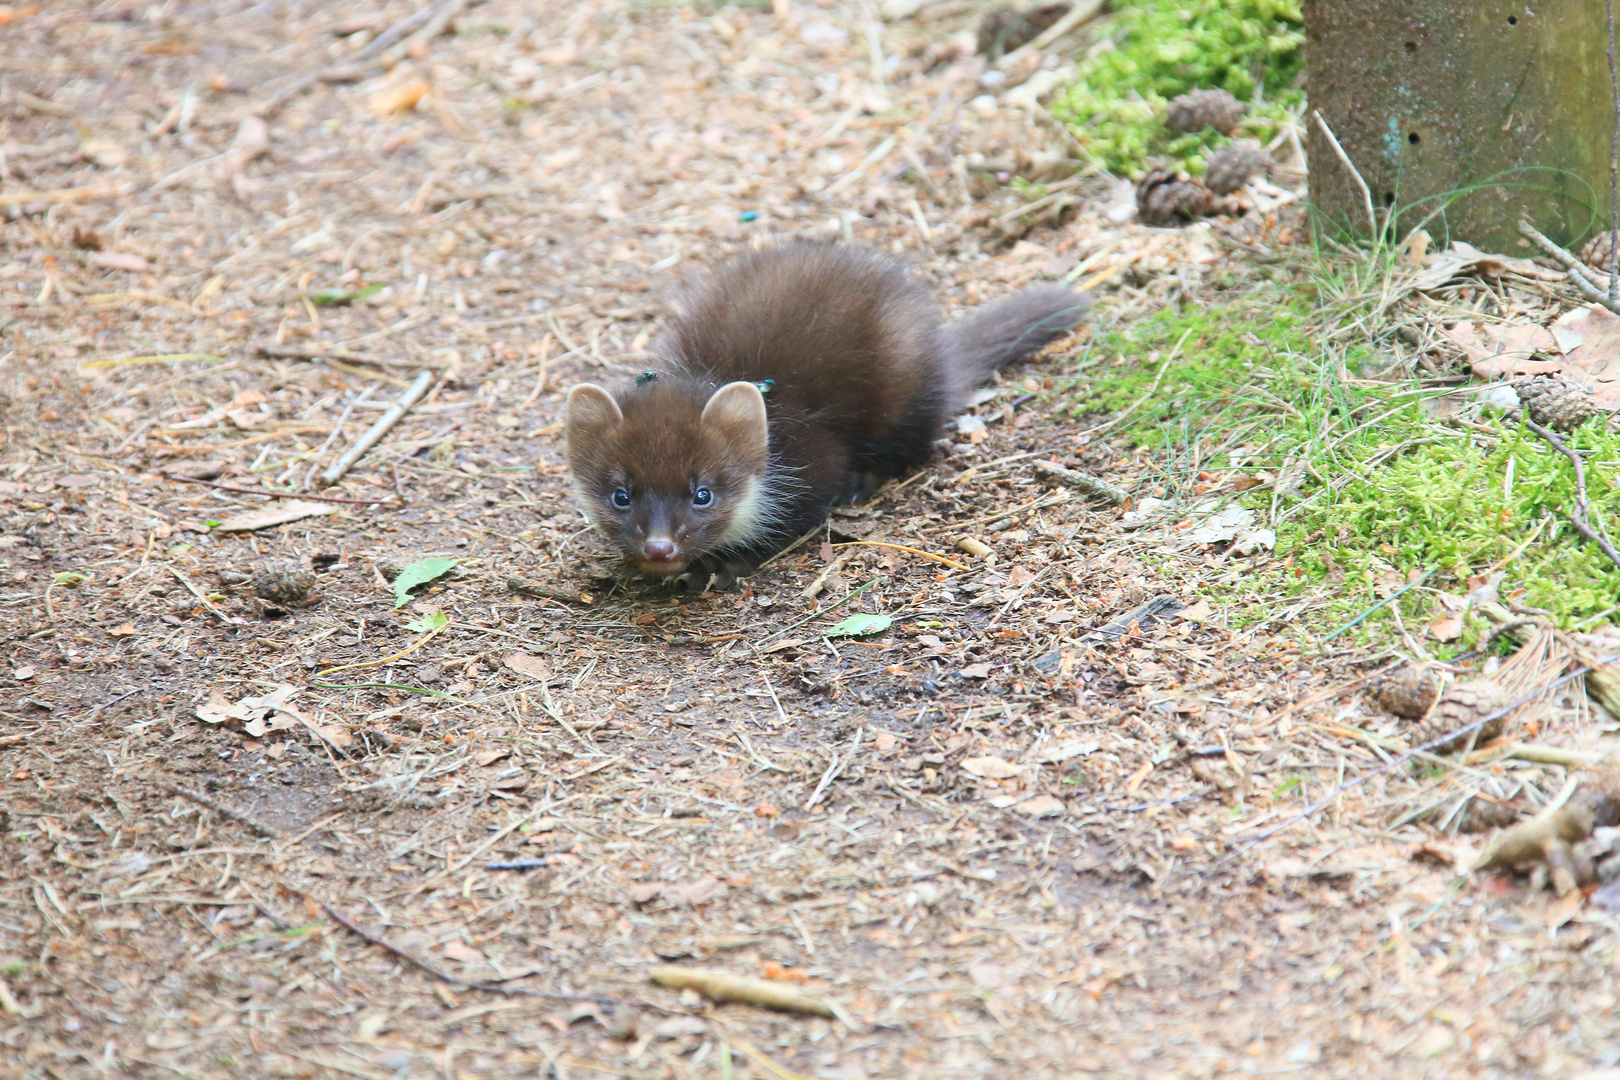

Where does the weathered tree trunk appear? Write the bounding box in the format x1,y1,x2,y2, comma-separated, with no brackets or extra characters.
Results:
1304,0,1614,250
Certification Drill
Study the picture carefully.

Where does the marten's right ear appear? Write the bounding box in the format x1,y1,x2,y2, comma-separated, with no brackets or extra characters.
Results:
565,384,623,451
701,381,768,461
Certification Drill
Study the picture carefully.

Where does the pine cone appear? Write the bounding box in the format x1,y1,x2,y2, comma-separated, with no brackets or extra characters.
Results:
253,560,316,605
1136,168,1216,226
1456,797,1524,834
1203,141,1273,195
1515,374,1596,432
1408,679,1509,753
1581,232,1618,276
1165,88,1245,135
1369,662,1446,718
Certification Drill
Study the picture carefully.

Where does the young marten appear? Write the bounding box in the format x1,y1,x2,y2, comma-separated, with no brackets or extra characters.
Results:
565,243,1089,588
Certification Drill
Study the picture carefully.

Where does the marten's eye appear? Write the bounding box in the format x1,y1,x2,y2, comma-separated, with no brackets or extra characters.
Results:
610,487,631,508
692,487,713,507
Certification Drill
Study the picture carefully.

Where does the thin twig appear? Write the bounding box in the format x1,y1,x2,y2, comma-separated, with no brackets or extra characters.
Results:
1313,109,1378,239
1031,459,1129,505
757,576,885,644
1073,327,1192,441
162,473,398,506
1320,567,1438,644
319,370,436,487
1515,219,1620,316
322,904,625,1005
805,728,861,811
1223,657,1619,860
165,785,284,839
1609,0,1618,303
829,540,966,569
1519,415,1620,572
992,0,1105,71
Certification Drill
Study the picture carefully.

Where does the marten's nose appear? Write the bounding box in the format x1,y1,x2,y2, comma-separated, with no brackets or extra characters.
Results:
642,538,677,563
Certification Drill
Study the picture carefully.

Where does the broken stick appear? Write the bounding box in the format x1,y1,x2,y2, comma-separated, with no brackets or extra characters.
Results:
1031,459,1128,505
648,966,834,1017
319,369,436,487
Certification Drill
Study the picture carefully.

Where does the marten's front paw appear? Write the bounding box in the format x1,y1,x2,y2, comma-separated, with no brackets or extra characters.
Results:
678,568,741,592
678,555,759,593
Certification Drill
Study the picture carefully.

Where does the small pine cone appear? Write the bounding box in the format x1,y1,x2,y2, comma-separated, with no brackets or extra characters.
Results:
1456,796,1523,834
1581,232,1617,275
1203,141,1274,196
253,560,316,605
1165,88,1245,135
1409,679,1509,753
1514,374,1596,432
1136,168,1216,226
1369,662,1446,718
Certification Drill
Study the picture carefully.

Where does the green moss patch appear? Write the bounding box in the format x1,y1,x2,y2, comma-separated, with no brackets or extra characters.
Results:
1048,0,1304,176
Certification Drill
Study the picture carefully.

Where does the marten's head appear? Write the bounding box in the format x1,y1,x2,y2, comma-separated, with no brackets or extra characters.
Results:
565,375,772,578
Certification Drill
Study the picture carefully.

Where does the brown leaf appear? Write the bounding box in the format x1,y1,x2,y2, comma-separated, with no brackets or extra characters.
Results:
371,78,431,117
1428,613,1464,642
442,941,486,964
663,877,722,907
1448,320,1562,379
1552,304,1620,410
196,690,251,725
1013,794,1066,817
962,755,1025,779
628,882,664,905
241,713,298,738
213,501,336,532
108,622,136,637
957,662,993,679
503,652,550,679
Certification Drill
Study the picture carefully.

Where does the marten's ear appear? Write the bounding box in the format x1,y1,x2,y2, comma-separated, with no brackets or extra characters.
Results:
565,384,623,451
701,381,768,459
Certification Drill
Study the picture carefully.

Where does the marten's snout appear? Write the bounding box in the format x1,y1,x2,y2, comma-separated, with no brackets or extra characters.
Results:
642,538,677,563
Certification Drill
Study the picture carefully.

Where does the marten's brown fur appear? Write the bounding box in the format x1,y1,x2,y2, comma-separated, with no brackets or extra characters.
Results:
565,243,1088,587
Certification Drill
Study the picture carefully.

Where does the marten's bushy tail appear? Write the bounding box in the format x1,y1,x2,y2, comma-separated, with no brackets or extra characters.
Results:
943,284,1092,410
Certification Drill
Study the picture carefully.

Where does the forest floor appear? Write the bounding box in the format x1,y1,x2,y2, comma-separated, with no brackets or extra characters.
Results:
4,2,1620,1079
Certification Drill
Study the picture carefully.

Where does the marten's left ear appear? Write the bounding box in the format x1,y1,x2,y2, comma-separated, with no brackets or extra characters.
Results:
701,381,768,459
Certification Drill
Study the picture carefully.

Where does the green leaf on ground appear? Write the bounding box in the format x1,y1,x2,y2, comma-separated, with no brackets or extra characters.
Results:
392,558,458,609
402,610,450,634
824,613,892,638
308,283,383,307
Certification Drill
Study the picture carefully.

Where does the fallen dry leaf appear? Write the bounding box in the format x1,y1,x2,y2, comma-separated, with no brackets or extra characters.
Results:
196,690,253,725
503,652,550,678
962,756,1025,779
1448,320,1562,379
442,941,486,965
1549,305,1620,410
79,135,126,169
213,501,336,532
1013,794,1066,817
958,662,993,679
1411,241,1562,293
107,622,136,637
372,78,431,117
1033,739,1099,764
1181,599,1214,622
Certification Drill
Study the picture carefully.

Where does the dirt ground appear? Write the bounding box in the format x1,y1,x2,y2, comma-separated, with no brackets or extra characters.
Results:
4,2,1620,1078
